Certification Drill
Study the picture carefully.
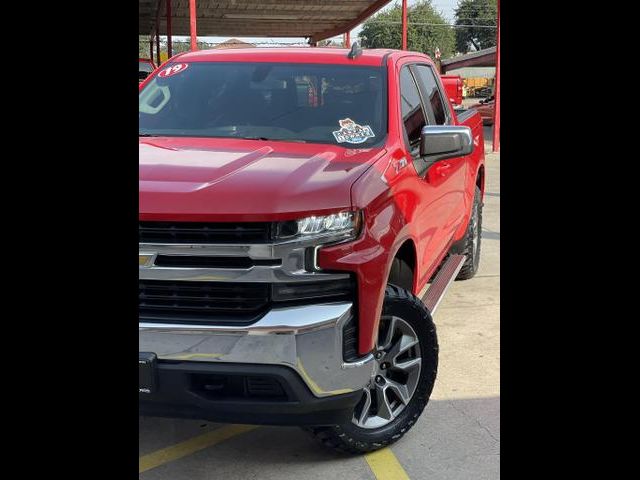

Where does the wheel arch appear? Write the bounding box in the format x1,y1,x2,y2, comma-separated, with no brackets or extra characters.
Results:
387,238,418,293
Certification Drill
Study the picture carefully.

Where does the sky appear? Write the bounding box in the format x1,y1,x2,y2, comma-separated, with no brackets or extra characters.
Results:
162,0,460,46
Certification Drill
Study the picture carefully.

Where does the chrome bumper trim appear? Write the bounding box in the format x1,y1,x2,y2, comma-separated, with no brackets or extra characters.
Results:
139,302,375,398
139,242,350,283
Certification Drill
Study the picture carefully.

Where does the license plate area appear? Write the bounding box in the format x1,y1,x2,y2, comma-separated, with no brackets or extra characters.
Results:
139,352,157,394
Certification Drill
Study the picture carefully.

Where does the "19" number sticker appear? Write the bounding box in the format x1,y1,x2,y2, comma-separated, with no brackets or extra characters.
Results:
158,63,189,78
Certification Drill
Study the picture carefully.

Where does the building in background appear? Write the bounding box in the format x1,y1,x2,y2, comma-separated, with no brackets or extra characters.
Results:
214,38,256,49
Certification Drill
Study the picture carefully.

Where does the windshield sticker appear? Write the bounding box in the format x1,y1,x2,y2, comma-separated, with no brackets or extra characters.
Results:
158,63,189,78
332,118,375,144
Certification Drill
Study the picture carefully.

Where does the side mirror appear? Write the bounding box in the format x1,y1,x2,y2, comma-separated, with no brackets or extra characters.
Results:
420,125,473,161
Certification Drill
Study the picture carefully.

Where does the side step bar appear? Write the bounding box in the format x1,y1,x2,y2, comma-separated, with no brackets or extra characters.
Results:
421,254,466,316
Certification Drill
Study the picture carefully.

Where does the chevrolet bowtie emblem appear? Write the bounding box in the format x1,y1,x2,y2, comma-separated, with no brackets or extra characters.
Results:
139,253,155,267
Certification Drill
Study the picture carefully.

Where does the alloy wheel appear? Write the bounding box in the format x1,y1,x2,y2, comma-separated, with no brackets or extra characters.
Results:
352,316,422,429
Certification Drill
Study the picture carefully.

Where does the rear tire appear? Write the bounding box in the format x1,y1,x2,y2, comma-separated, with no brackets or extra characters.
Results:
456,185,483,280
303,284,438,454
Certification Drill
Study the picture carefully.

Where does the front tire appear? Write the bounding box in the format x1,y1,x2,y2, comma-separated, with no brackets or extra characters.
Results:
304,285,438,454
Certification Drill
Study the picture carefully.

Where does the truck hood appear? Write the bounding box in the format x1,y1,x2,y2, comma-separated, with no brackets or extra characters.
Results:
139,137,385,221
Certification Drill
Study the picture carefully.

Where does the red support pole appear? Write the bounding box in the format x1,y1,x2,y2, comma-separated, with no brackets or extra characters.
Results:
401,0,408,50
149,36,153,62
492,0,500,152
345,30,351,48
189,0,198,51
166,0,172,58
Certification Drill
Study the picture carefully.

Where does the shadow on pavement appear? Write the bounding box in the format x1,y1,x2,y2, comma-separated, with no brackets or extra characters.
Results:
483,125,493,141
482,229,500,241
139,396,500,480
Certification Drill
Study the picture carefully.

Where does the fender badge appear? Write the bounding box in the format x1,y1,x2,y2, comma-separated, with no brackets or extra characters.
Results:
381,157,408,184
394,157,408,174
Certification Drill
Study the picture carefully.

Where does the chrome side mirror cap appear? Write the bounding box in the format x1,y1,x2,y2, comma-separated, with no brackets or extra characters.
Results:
420,125,473,160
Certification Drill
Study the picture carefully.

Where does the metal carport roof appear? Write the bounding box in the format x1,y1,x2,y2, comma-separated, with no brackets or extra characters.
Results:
441,47,497,73
140,0,392,43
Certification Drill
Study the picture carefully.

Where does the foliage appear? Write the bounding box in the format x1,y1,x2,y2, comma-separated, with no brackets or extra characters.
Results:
358,1,455,58
454,0,497,53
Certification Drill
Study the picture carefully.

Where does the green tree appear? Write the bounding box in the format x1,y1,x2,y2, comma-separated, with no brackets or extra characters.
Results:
359,1,455,59
454,0,497,53
171,40,208,53
139,35,152,58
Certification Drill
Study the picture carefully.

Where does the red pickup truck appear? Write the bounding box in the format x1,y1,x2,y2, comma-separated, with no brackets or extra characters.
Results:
139,45,485,453
469,94,495,125
440,74,463,106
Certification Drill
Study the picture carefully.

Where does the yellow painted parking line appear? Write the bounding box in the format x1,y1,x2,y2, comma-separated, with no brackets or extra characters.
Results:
365,447,411,480
163,353,223,360
139,424,257,474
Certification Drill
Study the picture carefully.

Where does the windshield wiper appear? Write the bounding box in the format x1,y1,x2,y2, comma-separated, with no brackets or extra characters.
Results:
238,136,307,143
139,133,159,137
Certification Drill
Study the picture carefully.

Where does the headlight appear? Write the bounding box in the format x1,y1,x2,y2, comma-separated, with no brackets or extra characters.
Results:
275,211,362,243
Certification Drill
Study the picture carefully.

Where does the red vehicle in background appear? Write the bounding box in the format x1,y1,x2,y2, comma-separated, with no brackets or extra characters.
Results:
440,74,463,106
469,95,495,126
139,58,156,83
139,46,485,454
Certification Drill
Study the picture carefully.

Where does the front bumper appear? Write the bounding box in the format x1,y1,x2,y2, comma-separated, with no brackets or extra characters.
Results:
138,361,365,425
139,301,375,422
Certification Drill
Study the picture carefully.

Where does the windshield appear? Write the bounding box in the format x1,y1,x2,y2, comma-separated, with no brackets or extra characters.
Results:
139,62,387,146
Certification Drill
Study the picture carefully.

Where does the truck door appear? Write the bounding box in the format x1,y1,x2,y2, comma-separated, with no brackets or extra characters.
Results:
412,64,468,241
399,64,467,283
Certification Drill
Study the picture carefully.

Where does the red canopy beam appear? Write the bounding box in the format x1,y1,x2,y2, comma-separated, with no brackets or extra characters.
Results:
166,0,172,58
402,0,407,50
189,0,198,51
492,0,500,152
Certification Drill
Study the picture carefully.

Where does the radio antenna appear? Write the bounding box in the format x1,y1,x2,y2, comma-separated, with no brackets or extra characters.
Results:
347,42,363,59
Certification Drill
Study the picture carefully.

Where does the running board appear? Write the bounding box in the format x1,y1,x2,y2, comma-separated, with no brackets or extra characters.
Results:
421,254,466,316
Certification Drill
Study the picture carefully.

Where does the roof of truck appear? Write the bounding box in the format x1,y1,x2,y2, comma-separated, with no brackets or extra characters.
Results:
169,47,422,67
